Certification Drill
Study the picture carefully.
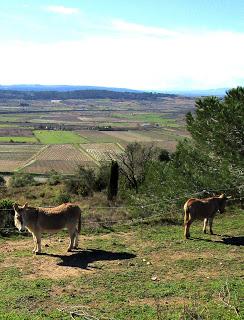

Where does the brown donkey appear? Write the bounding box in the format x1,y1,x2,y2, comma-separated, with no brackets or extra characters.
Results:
13,202,82,254
183,194,227,239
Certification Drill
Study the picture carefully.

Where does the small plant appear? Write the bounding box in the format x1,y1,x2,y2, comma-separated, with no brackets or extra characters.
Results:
65,166,96,197
9,173,36,188
47,170,62,186
0,175,5,187
55,191,71,204
0,199,14,229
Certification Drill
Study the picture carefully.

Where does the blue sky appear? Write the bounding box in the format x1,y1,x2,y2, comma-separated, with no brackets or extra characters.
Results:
1,0,244,90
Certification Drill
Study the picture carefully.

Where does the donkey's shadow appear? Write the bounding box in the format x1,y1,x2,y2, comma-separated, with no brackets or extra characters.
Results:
191,235,244,246
42,249,136,270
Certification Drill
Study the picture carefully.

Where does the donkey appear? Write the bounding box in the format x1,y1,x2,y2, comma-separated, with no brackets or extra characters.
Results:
13,202,82,254
183,194,227,239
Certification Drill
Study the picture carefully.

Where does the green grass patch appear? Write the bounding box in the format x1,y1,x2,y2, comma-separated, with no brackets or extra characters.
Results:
0,136,37,143
33,130,88,144
0,209,243,319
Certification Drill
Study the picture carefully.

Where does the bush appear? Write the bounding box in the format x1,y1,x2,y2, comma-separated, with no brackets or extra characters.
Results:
65,167,96,197
0,175,5,187
0,199,14,229
9,173,36,188
47,170,62,186
55,191,71,205
95,163,111,191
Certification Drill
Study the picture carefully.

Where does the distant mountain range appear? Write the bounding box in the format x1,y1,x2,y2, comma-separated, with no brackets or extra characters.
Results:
163,88,229,97
0,84,230,97
0,84,141,93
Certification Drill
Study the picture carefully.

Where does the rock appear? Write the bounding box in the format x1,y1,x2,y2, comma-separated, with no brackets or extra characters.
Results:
151,275,157,281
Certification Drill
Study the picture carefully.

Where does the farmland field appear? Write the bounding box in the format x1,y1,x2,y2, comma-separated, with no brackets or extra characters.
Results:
34,130,88,144
0,144,44,172
0,136,37,143
23,145,95,174
81,143,124,161
0,95,195,174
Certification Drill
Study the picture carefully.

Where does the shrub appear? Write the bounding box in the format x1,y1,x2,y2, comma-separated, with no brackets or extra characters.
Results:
95,163,110,191
55,191,71,205
9,173,36,188
65,167,96,197
47,170,62,186
0,199,14,229
0,175,5,187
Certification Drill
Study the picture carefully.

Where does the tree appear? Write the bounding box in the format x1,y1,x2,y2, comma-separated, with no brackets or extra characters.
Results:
0,175,5,187
186,87,244,163
117,142,155,193
107,161,119,201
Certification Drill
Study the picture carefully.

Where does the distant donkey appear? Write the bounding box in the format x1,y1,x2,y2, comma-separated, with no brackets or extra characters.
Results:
13,202,82,254
183,194,228,239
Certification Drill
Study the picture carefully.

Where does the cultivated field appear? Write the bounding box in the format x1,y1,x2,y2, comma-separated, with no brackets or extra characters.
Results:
0,209,243,319
34,130,88,144
81,143,124,162
0,144,44,172
0,96,194,174
23,145,95,174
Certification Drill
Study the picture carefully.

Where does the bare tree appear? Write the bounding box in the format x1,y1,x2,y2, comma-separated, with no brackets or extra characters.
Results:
117,142,155,193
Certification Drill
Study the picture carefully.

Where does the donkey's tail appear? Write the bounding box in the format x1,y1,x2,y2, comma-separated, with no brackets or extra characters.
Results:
77,208,82,233
183,201,190,224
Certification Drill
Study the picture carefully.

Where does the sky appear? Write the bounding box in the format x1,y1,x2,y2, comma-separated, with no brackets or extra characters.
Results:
0,0,244,91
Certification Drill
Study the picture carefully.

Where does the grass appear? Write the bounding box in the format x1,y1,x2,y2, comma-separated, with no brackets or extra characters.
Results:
33,130,88,144
0,208,243,319
112,113,180,127
0,136,37,143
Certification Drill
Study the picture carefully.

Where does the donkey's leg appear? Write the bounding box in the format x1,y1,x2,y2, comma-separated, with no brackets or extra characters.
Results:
209,217,214,235
184,220,192,239
74,228,79,249
32,233,37,253
203,218,208,234
67,226,76,252
35,232,42,254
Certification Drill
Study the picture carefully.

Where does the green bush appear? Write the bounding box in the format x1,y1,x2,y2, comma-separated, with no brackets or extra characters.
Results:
55,191,71,205
9,173,36,188
0,199,14,229
47,170,62,186
0,175,5,187
65,167,96,197
95,163,110,191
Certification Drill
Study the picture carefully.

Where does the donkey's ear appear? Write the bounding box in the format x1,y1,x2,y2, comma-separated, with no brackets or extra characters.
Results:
13,203,18,210
23,202,28,208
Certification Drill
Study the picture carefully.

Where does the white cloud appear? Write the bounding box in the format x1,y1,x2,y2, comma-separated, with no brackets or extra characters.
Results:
112,19,179,38
46,5,79,15
0,22,244,90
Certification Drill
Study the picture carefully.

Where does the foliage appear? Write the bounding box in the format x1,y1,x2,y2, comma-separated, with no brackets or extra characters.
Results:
64,166,96,197
9,173,36,188
94,163,111,192
158,149,171,162
186,87,244,163
117,142,156,193
54,190,71,204
0,175,5,186
0,198,14,229
47,170,62,186
107,161,119,201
